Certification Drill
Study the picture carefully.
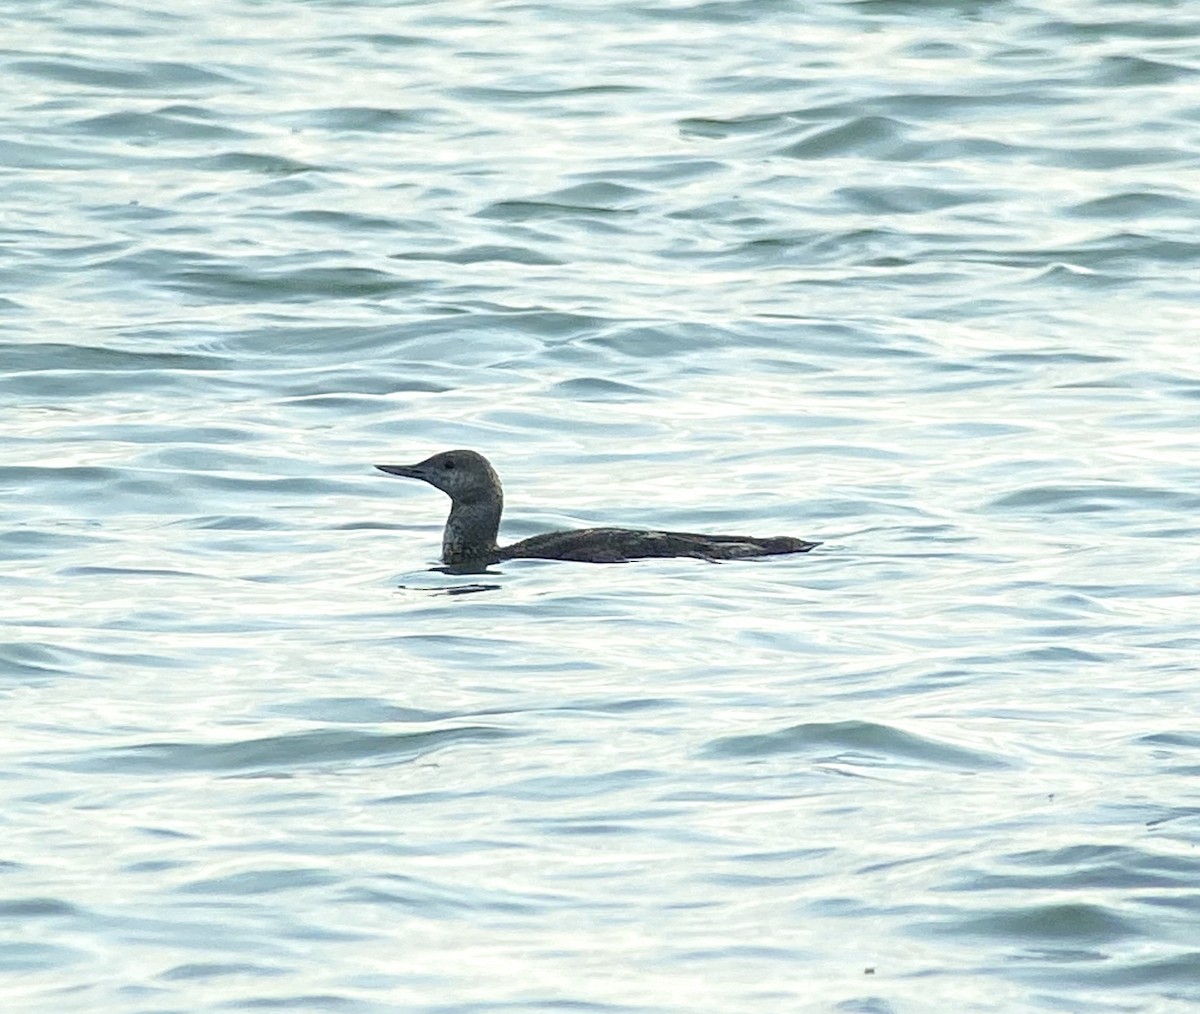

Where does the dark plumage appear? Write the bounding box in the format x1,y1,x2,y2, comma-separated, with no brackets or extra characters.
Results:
376,449,820,566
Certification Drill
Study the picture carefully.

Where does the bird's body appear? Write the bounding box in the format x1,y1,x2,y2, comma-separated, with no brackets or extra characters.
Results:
376,450,819,566
497,528,814,564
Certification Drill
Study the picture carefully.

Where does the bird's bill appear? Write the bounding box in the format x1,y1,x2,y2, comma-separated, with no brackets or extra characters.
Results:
375,463,426,478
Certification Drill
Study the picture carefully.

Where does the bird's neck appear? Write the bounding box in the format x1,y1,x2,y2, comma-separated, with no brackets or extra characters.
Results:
442,494,502,564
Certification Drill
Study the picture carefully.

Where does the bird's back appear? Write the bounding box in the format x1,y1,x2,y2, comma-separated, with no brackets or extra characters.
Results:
496,527,819,564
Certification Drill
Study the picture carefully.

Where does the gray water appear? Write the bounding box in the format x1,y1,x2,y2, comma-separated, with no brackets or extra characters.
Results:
4,0,1200,1010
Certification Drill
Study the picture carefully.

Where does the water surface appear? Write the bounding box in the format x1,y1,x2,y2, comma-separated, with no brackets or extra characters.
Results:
4,0,1200,1011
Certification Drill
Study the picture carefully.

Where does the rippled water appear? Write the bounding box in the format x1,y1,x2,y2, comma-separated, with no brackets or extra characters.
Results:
5,0,1200,1010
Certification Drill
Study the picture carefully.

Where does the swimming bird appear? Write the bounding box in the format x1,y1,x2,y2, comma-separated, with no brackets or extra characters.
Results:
376,450,820,565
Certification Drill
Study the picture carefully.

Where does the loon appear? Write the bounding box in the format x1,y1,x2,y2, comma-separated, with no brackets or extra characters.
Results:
375,450,820,565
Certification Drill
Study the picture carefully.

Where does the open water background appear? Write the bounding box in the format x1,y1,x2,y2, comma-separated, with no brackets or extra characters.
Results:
4,0,1200,1010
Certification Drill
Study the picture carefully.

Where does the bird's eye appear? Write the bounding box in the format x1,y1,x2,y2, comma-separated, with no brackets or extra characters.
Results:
443,458,456,470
